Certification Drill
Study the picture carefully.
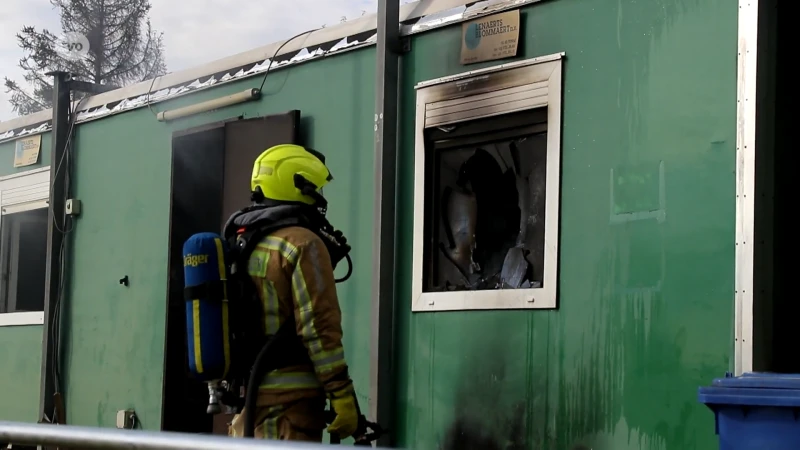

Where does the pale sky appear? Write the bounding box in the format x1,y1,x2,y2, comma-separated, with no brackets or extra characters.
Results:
0,0,414,123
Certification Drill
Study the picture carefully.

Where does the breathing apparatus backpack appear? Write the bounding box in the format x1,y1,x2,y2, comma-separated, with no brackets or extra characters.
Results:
181,203,353,417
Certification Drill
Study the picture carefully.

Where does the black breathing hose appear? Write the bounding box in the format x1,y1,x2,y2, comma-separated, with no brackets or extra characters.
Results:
335,254,353,283
243,334,281,438
241,284,387,444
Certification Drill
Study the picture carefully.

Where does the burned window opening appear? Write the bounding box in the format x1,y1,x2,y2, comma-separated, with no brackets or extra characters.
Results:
422,109,548,294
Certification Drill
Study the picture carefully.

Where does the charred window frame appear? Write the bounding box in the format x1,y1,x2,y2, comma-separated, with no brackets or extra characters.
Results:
0,167,50,326
411,53,564,312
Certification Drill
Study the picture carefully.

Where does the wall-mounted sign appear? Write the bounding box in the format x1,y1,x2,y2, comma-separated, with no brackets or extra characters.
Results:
460,9,521,65
13,134,42,168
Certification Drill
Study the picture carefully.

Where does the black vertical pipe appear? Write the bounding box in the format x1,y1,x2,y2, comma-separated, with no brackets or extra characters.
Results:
39,71,71,426
369,0,401,447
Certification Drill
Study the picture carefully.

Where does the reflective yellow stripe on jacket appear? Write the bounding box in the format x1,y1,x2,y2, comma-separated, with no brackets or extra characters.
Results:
259,371,322,391
248,247,282,335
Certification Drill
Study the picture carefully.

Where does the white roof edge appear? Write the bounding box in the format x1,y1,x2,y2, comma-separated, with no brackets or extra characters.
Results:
0,0,537,136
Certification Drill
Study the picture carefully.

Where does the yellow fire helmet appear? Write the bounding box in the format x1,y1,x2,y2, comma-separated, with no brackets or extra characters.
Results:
250,144,333,205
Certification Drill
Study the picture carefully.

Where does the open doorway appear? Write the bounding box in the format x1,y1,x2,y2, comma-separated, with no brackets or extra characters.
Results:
161,110,301,434
751,0,787,373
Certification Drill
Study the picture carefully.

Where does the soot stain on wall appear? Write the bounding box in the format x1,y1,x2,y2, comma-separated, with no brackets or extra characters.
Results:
440,331,594,449
441,403,527,450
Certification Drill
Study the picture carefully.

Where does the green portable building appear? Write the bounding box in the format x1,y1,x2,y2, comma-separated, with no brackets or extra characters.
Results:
0,0,787,448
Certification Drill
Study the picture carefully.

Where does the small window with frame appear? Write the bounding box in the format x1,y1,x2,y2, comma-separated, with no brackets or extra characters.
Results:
0,207,49,313
411,54,564,312
0,168,50,326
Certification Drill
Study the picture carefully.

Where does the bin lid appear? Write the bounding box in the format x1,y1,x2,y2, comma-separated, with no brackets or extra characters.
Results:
712,372,800,390
698,372,800,408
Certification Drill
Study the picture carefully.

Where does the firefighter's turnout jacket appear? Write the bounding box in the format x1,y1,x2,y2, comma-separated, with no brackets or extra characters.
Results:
246,225,354,406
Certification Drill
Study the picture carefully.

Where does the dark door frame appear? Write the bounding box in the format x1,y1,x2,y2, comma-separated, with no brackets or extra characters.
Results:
160,115,241,433
159,110,302,432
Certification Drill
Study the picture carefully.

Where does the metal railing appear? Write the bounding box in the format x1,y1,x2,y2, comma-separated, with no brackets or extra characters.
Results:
0,420,355,450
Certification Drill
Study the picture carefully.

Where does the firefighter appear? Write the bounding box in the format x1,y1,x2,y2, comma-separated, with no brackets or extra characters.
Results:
227,144,359,442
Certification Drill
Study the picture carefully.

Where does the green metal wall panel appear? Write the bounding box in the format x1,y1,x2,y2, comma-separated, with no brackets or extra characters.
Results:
394,0,737,449
62,50,375,428
0,325,42,421
0,0,739,443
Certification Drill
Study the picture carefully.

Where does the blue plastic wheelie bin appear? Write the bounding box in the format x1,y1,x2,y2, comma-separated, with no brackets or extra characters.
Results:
698,372,800,449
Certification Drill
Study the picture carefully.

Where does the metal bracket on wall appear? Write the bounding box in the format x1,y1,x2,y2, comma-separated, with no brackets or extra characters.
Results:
68,80,120,95
400,37,412,54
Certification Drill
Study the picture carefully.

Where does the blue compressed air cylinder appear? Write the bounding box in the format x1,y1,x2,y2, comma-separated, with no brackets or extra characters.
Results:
182,232,231,382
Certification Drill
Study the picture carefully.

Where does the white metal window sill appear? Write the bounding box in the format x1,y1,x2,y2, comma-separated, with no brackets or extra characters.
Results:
0,311,45,327
413,286,557,312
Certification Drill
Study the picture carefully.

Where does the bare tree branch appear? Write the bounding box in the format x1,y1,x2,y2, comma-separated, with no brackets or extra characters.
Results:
4,78,49,115
4,0,166,115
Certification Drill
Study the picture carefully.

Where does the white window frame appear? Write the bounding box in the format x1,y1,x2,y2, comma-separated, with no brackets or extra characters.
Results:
734,0,759,376
411,53,564,312
0,166,50,327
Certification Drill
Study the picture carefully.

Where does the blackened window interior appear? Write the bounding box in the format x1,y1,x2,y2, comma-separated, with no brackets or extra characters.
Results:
422,108,548,293
0,207,48,313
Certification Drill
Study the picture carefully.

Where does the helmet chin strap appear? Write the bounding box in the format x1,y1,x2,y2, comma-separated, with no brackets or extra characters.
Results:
290,175,352,282
250,187,266,204
292,174,328,215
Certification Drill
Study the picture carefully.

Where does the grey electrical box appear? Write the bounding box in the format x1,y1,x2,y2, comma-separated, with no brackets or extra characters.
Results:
65,198,82,216
116,409,136,429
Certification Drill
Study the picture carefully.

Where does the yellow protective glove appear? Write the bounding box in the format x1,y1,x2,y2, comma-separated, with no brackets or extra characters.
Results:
326,393,359,438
